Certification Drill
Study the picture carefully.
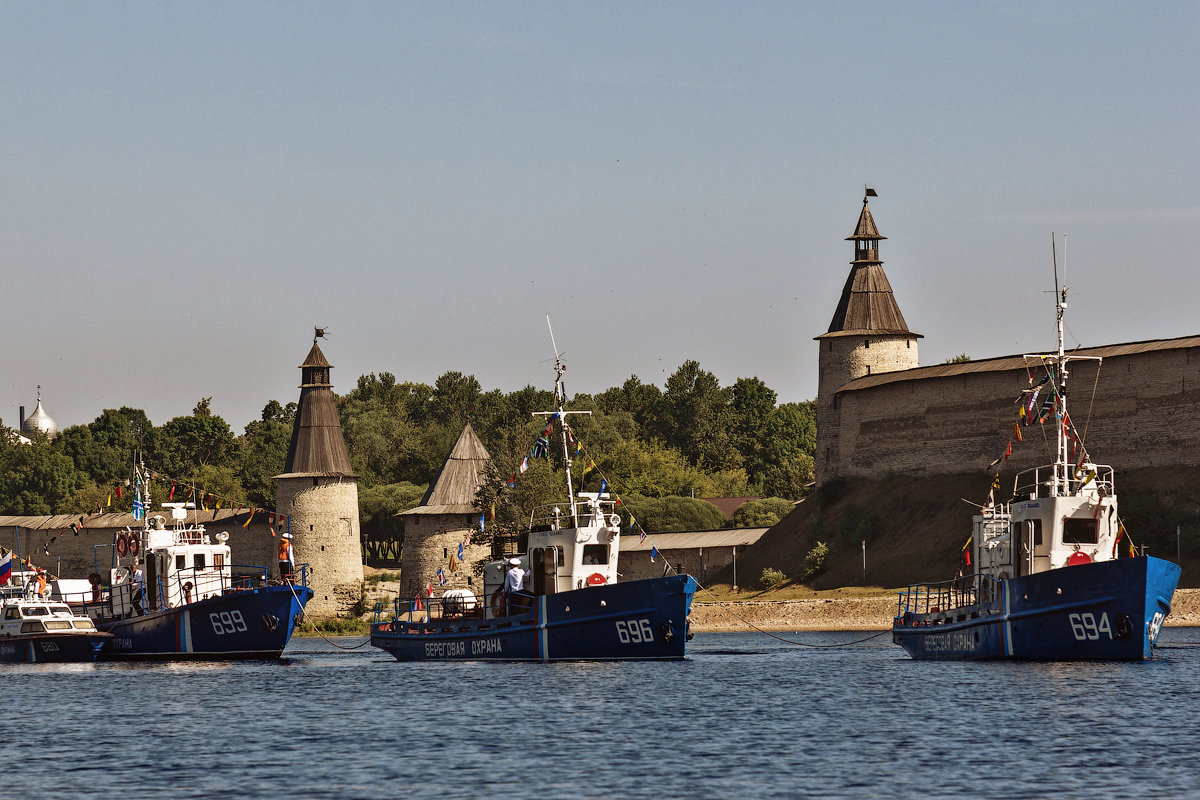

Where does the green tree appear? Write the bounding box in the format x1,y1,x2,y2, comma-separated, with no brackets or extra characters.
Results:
0,440,85,514
620,494,725,533
657,361,738,470
238,417,293,507
730,497,795,528
155,410,238,478
359,481,428,544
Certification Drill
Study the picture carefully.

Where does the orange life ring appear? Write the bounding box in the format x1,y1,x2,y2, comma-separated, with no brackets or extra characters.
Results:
116,533,128,556
127,537,141,556
586,572,607,586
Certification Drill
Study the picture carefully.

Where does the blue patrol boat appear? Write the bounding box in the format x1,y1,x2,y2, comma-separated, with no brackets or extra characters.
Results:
371,340,698,662
61,496,312,660
893,277,1180,660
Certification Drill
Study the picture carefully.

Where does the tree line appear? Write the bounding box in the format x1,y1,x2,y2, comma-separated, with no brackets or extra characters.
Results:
0,361,815,533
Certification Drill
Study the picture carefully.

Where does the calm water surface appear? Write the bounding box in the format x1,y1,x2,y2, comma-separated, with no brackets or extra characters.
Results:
10,628,1200,799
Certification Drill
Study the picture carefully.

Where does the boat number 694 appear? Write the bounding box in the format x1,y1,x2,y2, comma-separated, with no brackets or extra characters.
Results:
1068,612,1112,641
615,619,655,644
210,610,248,635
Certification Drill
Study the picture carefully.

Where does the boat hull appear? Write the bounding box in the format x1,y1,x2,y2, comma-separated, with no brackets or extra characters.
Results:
0,632,110,664
893,556,1179,660
371,575,697,662
98,584,313,660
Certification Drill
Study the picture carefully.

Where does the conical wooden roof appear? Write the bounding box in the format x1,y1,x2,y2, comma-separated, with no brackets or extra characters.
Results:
819,263,917,337
402,423,492,516
275,341,357,479
846,199,886,241
818,197,920,340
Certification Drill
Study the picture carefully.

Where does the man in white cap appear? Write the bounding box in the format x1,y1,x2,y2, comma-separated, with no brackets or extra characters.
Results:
278,532,295,582
504,557,525,614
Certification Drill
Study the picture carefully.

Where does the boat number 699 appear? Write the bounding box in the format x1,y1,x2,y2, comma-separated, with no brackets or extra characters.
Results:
1068,612,1112,641
210,610,248,635
615,619,655,644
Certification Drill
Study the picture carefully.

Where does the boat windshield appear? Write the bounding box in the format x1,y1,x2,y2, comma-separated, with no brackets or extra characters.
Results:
22,606,50,617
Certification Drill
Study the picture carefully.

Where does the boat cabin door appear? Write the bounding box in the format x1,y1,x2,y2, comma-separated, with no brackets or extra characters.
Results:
145,554,161,612
1013,519,1049,576
531,547,560,595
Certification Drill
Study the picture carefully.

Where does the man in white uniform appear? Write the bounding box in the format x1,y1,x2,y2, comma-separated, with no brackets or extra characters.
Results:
504,557,525,614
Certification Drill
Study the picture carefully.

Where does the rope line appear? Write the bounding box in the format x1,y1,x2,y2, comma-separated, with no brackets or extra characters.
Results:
285,579,372,650
693,580,890,649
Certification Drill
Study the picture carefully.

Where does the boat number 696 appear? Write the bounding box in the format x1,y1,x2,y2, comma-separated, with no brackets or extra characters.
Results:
1068,612,1112,641
615,619,655,644
210,610,248,635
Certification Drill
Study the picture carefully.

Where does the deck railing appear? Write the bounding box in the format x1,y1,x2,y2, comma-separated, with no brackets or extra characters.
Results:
372,590,535,630
56,563,309,624
896,573,1002,619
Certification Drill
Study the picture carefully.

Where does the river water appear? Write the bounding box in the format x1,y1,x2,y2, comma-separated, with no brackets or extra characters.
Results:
11,628,1200,799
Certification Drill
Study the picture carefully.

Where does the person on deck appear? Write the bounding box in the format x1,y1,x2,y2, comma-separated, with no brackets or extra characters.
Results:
36,570,48,600
504,557,525,614
278,533,295,582
130,561,145,615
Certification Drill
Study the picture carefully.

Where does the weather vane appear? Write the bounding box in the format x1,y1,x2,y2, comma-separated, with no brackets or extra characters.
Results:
314,326,329,343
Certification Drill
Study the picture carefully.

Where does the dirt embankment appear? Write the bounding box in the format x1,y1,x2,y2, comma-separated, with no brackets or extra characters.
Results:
690,589,1200,632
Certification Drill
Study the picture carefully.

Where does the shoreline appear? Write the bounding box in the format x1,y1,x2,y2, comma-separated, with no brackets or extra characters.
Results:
689,588,1200,632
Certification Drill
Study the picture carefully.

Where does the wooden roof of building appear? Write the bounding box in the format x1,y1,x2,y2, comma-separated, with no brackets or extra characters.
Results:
818,197,919,340
276,340,358,479
838,334,1200,393
817,263,920,339
846,198,885,241
620,527,769,552
0,508,260,531
401,423,492,516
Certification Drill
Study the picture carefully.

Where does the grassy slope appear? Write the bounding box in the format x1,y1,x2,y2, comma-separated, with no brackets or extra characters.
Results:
715,466,1200,591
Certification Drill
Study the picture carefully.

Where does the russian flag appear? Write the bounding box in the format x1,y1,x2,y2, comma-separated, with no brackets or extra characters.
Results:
0,550,10,586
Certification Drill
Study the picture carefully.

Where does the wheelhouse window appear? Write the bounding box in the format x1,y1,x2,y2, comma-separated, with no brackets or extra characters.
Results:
1063,517,1099,545
194,553,206,570
214,553,225,569
581,544,609,565
176,555,187,570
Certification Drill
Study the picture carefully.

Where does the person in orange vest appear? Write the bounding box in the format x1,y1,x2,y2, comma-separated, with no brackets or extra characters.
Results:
36,569,48,600
278,533,295,582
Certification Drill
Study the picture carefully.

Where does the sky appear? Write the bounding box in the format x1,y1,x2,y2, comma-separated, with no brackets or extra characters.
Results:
2,1,1197,433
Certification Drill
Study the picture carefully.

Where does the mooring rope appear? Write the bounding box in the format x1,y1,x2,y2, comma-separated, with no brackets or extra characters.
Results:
695,582,890,648
285,578,372,650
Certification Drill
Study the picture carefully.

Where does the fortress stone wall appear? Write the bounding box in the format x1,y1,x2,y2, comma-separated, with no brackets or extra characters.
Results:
815,194,1200,482
825,339,1200,478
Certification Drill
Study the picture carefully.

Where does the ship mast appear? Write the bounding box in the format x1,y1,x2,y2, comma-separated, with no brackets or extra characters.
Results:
535,316,591,527
1053,268,1070,496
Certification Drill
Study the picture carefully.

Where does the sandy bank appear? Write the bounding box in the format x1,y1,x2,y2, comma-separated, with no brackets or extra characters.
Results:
690,588,1200,632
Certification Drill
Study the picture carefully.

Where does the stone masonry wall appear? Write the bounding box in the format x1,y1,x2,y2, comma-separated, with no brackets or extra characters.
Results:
817,334,919,480
277,476,362,616
830,346,1200,478
400,514,491,599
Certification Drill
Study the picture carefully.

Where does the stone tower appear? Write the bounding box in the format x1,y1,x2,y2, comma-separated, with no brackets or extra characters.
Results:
399,422,493,599
814,193,921,483
274,335,362,616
